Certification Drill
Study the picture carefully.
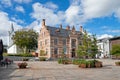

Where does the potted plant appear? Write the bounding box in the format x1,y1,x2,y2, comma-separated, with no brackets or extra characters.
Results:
18,62,28,69
115,61,120,66
79,61,88,68
94,60,102,68
87,60,95,68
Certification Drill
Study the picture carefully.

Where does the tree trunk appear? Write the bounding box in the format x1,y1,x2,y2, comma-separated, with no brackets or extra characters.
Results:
23,46,27,54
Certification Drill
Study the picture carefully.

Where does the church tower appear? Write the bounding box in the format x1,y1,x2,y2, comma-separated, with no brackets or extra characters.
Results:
8,23,14,46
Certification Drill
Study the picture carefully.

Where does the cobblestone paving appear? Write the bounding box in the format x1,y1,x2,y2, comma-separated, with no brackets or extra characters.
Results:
0,59,120,80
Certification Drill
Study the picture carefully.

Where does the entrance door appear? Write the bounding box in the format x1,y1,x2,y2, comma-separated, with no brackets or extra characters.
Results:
71,48,75,57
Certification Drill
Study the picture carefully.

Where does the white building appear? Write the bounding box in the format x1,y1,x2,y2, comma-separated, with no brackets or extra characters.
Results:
97,38,110,58
7,24,19,54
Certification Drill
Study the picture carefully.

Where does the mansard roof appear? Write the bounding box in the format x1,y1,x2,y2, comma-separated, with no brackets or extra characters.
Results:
46,26,82,37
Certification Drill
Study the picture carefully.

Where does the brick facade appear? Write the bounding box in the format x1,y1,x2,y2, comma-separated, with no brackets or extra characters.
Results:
109,36,120,50
38,19,84,59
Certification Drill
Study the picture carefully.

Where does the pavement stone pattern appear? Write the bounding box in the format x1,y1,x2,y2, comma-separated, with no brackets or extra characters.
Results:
0,59,120,80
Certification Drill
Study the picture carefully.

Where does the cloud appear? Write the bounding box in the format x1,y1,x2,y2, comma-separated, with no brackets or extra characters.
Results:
97,34,113,39
15,6,25,13
26,20,41,33
31,2,64,26
11,17,24,24
107,30,120,33
65,5,83,25
30,1,120,37
0,11,22,45
115,8,120,18
65,0,120,25
14,0,32,4
45,2,58,10
0,0,12,7
101,26,108,29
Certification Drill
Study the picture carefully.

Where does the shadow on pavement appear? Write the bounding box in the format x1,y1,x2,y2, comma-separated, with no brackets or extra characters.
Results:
0,63,17,80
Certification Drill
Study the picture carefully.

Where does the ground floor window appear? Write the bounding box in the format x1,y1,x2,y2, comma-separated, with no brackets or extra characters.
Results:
54,48,58,54
63,46,67,54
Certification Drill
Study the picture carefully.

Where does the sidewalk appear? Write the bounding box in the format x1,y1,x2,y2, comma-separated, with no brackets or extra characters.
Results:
0,59,120,80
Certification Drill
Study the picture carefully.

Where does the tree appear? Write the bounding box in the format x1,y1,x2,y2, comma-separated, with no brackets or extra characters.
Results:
77,32,92,58
110,44,120,56
12,29,38,53
90,35,98,59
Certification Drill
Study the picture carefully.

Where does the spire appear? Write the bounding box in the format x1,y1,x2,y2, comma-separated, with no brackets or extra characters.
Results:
72,25,75,32
11,23,14,32
66,25,70,30
60,24,62,29
80,26,83,32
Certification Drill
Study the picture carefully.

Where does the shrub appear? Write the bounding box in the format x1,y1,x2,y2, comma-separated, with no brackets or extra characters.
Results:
110,45,120,56
58,58,63,64
7,53,33,57
72,59,86,65
39,57,46,61
87,60,95,68
58,58,71,64
74,59,103,68
22,58,29,61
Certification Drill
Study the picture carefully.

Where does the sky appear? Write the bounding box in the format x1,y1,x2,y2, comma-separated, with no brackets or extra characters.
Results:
0,0,120,45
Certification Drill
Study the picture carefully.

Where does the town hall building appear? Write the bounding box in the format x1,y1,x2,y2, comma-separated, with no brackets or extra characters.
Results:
38,19,86,59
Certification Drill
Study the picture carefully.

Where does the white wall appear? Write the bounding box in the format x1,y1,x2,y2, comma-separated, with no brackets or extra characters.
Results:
97,38,110,58
7,44,17,54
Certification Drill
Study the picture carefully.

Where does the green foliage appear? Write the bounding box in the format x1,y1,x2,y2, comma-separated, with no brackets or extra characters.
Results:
39,57,46,61
73,59,102,68
22,58,29,61
115,61,120,66
110,44,120,56
7,53,33,57
12,29,38,53
58,58,71,64
77,33,92,58
72,59,86,65
90,35,98,59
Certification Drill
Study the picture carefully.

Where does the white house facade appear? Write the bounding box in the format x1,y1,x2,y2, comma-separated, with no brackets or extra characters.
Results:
97,38,110,58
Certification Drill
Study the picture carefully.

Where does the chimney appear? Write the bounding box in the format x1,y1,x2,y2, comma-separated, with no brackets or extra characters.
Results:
42,19,45,26
72,26,75,32
66,25,70,30
60,24,62,29
80,26,83,32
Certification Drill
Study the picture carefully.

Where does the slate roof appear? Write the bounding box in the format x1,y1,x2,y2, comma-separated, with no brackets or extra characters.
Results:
46,26,81,38
109,36,120,40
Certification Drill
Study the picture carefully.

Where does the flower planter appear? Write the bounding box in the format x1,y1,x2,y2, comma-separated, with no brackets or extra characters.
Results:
18,62,27,69
18,65,27,69
95,62,102,68
115,62,120,66
80,64,87,68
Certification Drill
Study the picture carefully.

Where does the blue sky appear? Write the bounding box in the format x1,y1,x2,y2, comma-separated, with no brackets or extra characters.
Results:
0,0,120,45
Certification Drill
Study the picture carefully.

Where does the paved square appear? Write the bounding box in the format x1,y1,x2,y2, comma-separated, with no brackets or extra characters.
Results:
0,59,120,80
